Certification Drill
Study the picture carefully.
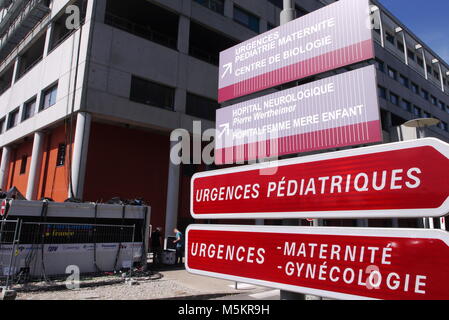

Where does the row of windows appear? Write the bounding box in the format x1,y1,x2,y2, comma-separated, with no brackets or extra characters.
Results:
376,59,448,112
382,29,449,88
378,85,449,133
129,76,219,121
0,83,58,133
17,143,66,176
0,1,86,99
195,0,309,33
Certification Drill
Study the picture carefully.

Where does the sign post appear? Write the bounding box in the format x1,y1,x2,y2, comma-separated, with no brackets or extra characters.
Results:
186,224,449,300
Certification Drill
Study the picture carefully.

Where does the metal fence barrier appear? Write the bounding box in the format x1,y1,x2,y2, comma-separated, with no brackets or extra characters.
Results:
0,220,21,288
0,221,138,285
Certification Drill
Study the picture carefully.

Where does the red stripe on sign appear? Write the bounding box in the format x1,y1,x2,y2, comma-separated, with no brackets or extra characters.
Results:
215,120,382,165
218,39,374,103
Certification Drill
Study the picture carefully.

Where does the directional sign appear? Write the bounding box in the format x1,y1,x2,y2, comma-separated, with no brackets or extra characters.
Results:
218,0,374,102
186,225,449,300
192,138,449,219
215,65,382,164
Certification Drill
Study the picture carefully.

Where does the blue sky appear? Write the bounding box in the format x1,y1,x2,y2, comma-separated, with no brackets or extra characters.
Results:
379,0,449,63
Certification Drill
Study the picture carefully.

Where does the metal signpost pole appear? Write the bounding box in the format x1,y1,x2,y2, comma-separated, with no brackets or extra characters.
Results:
279,0,306,301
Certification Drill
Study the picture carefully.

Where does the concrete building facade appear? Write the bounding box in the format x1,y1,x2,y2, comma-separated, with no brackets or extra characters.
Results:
0,0,448,236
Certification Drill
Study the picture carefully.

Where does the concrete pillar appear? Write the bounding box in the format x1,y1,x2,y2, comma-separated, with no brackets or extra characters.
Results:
224,0,233,18
26,132,45,200
372,6,384,48
177,16,190,54
11,57,20,85
93,0,107,23
69,112,91,200
0,146,11,190
175,16,190,114
395,28,408,65
43,23,53,57
416,45,428,80
164,140,181,242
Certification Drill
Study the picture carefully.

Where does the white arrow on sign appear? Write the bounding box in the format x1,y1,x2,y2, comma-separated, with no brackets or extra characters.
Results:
218,123,230,138
221,63,233,79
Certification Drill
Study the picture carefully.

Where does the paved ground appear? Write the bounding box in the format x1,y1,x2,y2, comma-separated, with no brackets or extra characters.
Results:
11,264,274,300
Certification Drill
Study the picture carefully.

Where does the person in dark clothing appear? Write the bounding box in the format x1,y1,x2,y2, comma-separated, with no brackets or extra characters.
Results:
173,228,184,265
151,227,163,265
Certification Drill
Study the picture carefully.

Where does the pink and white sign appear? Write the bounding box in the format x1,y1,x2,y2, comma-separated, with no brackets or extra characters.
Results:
218,0,374,102
215,66,382,165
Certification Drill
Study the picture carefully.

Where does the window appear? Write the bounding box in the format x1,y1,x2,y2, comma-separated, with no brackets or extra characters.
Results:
130,76,175,110
431,96,437,106
427,65,432,75
17,33,46,79
421,89,429,100
417,57,424,68
56,144,66,167
385,32,395,45
443,122,449,132
20,155,28,175
295,5,308,18
7,108,20,130
234,6,259,33
438,101,446,111
105,0,179,50
267,22,276,30
399,75,409,88
387,67,397,80
0,118,5,134
397,41,404,52
400,99,412,112
41,84,58,110
0,64,14,96
189,22,237,66
193,0,224,15
423,111,431,118
389,92,399,106
411,82,419,94
375,59,385,73
22,98,36,121
186,93,220,121
434,70,440,79
413,106,422,118
378,86,387,99
49,0,88,51
268,0,282,8
407,49,415,61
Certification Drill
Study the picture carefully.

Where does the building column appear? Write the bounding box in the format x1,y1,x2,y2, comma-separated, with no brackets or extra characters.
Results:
416,44,428,79
372,6,384,48
26,132,45,200
432,59,445,92
395,27,408,65
0,146,12,190
164,141,181,243
224,0,233,19
175,15,190,114
69,112,91,200
43,23,53,57
11,57,20,85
